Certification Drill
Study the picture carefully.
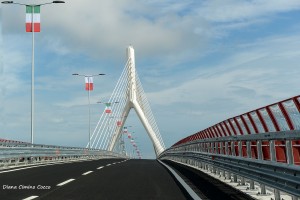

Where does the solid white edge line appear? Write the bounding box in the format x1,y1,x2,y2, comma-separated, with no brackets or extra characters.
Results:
158,160,202,200
0,162,62,174
23,196,39,200
0,166,39,174
82,171,93,175
57,178,75,186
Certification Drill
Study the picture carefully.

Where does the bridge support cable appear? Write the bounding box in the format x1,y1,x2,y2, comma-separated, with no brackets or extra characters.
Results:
136,75,165,148
89,60,130,149
89,46,165,156
100,79,130,150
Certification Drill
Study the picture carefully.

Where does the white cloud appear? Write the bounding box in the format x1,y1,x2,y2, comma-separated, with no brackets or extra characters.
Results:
197,0,300,23
3,0,300,61
1,0,208,59
147,33,300,129
45,1,183,56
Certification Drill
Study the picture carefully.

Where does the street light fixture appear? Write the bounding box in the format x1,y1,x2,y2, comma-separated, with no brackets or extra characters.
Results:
72,73,105,149
2,0,65,145
72,73,105,76
97,101,119,104
2,1,65,4
97,101,119,114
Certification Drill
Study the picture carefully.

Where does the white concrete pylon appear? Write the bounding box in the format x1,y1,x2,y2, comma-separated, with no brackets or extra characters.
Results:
108,46,165,156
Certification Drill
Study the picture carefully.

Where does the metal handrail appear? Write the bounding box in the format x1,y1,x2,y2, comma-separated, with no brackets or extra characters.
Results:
164,130,300,150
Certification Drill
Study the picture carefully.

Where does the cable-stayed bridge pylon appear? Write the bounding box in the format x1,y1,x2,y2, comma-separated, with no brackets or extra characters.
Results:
88,46,165,156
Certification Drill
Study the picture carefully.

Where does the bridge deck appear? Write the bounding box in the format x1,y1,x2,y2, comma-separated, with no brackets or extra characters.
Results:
0,158,260,200
0,159,189,200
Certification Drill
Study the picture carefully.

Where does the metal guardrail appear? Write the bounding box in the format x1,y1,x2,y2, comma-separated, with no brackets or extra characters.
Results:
160,152,300,196
0,141,127,168
159,130,300,199
161,96,300,200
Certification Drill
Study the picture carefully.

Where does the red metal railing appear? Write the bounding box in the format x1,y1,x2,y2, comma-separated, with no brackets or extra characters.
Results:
172,95,300,165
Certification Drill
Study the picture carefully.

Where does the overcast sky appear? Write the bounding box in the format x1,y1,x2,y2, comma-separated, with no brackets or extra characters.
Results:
1,0,300,158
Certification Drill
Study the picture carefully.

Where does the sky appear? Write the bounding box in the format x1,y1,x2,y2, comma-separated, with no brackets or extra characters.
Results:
1,0,300,158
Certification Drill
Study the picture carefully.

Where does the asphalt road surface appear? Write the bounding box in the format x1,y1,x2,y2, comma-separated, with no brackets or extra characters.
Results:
0,159,191,200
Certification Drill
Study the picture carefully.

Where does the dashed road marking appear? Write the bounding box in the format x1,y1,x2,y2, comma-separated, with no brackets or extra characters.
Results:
57,178,75,186
82,171,93,175
97,166,104,169
106,164,111,166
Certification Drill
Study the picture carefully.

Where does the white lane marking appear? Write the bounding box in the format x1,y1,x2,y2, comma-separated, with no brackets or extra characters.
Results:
97,166,104,169
57,178,75,186
158,160,202,200
106,164,111,166
23,196,39,200
82,171,93,175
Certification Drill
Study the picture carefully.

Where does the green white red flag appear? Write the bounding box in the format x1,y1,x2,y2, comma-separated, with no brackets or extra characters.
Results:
105,103,112,113
85,77,93,91
26,6,40,32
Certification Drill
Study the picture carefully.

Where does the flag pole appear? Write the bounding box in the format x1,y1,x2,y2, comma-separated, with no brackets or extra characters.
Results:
31,5,35,145
2,1,65,145
88,80,91,149
72,73,105,149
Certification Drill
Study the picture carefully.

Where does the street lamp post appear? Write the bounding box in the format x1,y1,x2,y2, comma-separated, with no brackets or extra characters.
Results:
2,0,65,145
72,73,105,149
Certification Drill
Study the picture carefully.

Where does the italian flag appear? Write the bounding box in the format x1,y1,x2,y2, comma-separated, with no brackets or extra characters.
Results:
85,77,93,91
26,6,40,32
105,103,112,113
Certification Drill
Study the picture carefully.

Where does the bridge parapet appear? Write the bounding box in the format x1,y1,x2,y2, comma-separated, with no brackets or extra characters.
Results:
171,95,300,165
159,95,300,200
0,141,127,169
